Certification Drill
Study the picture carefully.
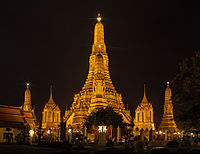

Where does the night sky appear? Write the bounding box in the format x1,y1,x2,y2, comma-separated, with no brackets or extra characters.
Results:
0,1,199,127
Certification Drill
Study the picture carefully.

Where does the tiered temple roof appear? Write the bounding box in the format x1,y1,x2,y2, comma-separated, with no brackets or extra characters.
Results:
0,105,37,128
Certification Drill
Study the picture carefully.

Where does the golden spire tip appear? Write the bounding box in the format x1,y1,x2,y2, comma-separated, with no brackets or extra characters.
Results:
167,81,170,87
26,83,30,88
50,85,53,98
144,84,146,97
97,13,101,22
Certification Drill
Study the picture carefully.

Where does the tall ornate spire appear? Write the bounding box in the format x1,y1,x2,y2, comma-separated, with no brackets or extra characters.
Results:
159,82,179,132
23,83,32,111
63,14,132,129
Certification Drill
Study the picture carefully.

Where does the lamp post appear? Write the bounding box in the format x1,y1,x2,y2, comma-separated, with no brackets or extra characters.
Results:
47,129,51,142
153,124,156,140
29,129,34,144
68,128,72,144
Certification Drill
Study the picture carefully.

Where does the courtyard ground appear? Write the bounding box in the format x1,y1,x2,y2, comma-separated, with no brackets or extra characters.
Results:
0,143,200,153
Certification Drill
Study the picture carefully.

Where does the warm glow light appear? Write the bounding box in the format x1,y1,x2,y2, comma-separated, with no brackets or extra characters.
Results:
97,17,101,22
99,126,102,132
159,130,162,134
98,45,101,48
47,130,50,134
178,132,180,135
103,126,106,132
99,125,106,132
29,130,34,137
167,81,170,85
68,128,72,133
27,83,30,86
152,124,155,130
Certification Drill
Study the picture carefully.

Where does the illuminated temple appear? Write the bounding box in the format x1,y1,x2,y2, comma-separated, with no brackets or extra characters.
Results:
63,14,132,130
134,85,155,132
158,82,179,132
42,86,61,132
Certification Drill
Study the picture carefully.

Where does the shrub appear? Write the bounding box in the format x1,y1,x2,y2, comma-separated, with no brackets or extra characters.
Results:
166,140,179,147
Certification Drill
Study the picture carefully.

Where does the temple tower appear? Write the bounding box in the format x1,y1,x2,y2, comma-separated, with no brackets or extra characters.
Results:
134,84,155,132
23,83,32,111
159,82,179,132
42,86,61,133
64,14,132,130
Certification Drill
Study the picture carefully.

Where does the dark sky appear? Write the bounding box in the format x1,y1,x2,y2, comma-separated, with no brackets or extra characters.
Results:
0,1,199,127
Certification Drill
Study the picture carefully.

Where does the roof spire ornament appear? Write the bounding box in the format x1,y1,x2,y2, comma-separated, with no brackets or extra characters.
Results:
141,84,148,104
97,13,101,22
46,85,56,105
27,83,30,89
143,84,146,98
167,81,170,88
50,85,53,99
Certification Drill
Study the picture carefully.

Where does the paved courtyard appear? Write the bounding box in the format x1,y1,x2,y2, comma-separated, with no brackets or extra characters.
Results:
0,144,200,154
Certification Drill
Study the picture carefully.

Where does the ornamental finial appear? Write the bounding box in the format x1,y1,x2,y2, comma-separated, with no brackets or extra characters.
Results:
26,83,30,89
167,81,170,87
143,84,146,98
50,85,53,99
97,13,101,22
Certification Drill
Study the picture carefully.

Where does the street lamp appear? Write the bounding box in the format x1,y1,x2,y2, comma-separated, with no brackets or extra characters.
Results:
29,129,34,144
68,128,72,144
29,130,34,137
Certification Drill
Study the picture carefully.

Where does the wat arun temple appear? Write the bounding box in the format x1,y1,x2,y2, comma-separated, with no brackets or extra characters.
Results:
0,14,180,143
63,14,132,130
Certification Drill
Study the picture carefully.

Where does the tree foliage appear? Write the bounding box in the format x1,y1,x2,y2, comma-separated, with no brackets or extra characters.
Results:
172,51,200,130
84,107,125,128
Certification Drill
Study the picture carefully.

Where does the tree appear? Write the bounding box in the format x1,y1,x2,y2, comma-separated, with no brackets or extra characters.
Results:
172,51,200,130
16,125,30,144
84,107,125,128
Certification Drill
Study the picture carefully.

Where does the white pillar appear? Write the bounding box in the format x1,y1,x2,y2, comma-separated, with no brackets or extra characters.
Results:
117,126,121,142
